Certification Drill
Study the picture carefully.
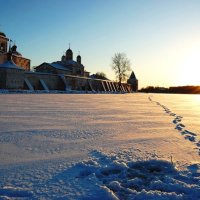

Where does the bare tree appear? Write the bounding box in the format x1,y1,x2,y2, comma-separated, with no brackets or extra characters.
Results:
111,53,131,86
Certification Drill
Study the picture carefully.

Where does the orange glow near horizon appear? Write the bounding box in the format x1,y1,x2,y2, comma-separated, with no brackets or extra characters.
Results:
175,50,200,86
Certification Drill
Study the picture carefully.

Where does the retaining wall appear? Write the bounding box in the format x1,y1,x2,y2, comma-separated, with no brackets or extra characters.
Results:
24,72,133,92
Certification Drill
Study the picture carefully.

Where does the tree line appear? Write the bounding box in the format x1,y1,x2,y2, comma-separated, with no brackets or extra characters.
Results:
139,86,200,94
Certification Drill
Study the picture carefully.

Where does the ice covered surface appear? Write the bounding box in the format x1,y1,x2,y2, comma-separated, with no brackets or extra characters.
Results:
0,93,199,199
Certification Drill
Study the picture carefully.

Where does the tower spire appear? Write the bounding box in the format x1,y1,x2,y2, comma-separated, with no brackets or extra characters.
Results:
66,44,73,60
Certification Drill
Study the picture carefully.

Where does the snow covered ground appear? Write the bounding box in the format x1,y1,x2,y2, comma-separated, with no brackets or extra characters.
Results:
0,93,199,199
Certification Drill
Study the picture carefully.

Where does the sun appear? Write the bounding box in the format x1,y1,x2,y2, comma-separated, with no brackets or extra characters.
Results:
176,51,200,86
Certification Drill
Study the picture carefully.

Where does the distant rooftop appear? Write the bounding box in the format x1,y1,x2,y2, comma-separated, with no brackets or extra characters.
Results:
0,31,6,37
0,60,23,70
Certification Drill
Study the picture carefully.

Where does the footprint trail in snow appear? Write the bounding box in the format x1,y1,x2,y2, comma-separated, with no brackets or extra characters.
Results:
149,96,200,155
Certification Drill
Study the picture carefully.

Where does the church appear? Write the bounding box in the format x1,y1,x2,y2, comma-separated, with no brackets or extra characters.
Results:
0,31,30,71
35,47,90,77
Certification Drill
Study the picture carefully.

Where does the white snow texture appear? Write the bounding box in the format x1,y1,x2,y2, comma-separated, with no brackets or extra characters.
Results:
0,93,199,199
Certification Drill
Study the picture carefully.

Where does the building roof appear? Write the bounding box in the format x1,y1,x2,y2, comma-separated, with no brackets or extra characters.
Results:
66,60,77,65
0,32,6,37
50,62,72,71
129,71,137,79
35,62,72,72
0,60,23,70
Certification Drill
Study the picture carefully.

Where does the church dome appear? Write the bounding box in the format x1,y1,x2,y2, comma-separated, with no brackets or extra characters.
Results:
11,44,22,57
13,51,22,57
11,44,17,51
0,32,6,37
66,48,73,60
77,54,81,64
61,55,65,62
66,48,72,54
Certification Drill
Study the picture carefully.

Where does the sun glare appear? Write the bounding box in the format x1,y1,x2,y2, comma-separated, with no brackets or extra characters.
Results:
176,50,200,86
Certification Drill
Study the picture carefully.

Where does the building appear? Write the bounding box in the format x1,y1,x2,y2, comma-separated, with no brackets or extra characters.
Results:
0,31,135,93
0,31,30,71
35,47,90,77
127,71,138,92
0,52,24,89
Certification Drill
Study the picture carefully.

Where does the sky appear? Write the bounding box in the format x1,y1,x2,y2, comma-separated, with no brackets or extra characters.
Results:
1,0,200,89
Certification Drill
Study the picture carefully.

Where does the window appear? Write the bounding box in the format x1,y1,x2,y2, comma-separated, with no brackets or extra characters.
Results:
0,43,3,51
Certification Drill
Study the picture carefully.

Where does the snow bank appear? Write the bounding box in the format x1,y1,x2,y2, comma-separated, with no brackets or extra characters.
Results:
1,150,198,199
67,150,200,200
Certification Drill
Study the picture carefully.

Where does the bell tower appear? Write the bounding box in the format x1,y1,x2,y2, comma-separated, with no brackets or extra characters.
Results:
0,32,8,53
0,32,9,64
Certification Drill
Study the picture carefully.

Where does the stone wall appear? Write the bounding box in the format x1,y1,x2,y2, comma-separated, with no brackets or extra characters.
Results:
24,72,133,93
0,68,24,89
6,68,24,89
25,72,64,90
0,68,6,88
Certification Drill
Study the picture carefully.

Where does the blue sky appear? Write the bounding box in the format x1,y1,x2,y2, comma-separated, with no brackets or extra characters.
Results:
1,0,200,88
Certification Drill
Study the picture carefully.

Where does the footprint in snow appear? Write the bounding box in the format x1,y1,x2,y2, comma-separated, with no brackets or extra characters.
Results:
181,130,197,136
175,123,185,131
184,135,196,142
196,141,200,147
173,116,182,124
150,97,200,156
